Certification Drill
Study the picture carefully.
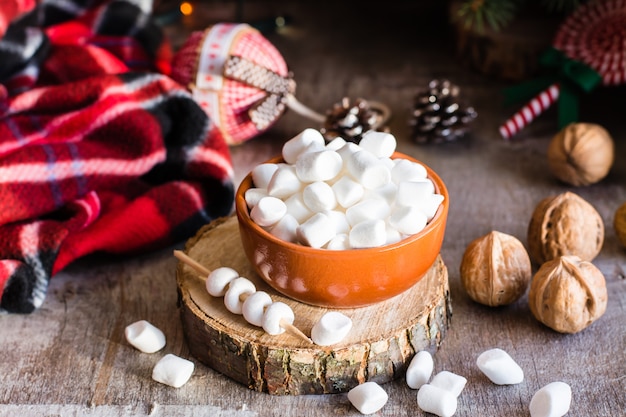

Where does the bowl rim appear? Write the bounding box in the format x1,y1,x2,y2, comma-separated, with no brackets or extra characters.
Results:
235,151,449,255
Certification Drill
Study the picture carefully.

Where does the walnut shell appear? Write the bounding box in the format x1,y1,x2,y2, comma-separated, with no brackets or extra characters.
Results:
460,231,532,306
527,191,604,265
528,255,607,333
614,202,626,248
547,123,614,186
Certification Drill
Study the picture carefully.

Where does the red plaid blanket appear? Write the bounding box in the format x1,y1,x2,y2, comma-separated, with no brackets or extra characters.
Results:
0,0,234,313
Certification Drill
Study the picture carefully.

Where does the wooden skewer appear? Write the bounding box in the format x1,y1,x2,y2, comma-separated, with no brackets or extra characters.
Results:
173,250,313,344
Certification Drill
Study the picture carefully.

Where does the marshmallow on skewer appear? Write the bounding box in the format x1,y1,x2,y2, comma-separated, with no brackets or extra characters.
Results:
224,277,256,314
347,381,389,415
124,320,166,353
206,266,239,297
152,354,194,388
405,350,433,389
262,301,295,335
529,381,572,417
310,311,352,346
476,348,524,385
242,291,273,327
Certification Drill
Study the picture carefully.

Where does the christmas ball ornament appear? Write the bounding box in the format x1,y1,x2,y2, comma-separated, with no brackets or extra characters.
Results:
171,23,323,145
409,79,477,144
320,97,390,143
547,122,614,186
500,1,626,139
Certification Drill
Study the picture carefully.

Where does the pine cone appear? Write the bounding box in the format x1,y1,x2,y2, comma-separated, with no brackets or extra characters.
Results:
321,97,387,143
410,79,477,144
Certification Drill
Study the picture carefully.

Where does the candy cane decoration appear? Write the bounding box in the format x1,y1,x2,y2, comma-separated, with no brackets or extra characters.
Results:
499,84,560,140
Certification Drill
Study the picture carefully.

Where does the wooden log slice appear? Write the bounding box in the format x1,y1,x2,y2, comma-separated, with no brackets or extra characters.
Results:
176,216,452,395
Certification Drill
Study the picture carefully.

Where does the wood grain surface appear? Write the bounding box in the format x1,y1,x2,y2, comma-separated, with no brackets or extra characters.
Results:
1,1,625,416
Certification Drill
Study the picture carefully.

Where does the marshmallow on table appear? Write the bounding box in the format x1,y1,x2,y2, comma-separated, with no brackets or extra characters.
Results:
310,311,352,346
476,348,524,385
417,383,458,417
430,371,467,398
282,128,326,164
349,219,386,248
347,381,389,415
124,320,166,353
206,266,239,297
152,354,194,388
242,291,273,327
529,381,572,417
262,301,294,335
223,277,256,314
406,350,433,389
359,131,397,158
250,196,287,227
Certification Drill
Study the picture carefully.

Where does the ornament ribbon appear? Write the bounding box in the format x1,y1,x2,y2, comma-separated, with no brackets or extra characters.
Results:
223,55,296,130
500,47,602,138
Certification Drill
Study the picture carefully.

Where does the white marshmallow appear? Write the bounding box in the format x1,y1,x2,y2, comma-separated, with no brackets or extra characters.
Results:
251,163,278,189
295,150,343,183
349,219,386,248
262,301,294,335
366,182,397,206
421,193,445,221
430,371,467,398
347,382,389,415
296,212,336,248
529,382,572,417
323,209,350,235
282,128,326,164
389,205,428,235
242,291,273,327
244,187,268,209
417,384,458,417
326,233,351,250
310,311,353,346
391,158,427,183
332,176,364,208
284,192,314,223
336,141,362,164
206,267,239,297
267,165,302,199
476,348,524,385
303,181,337,212
396,180,436,207
346,199,390,226
124,320,166,353
269,213,299,243
224,277,256,315
346,150,391,190
325,136,347,151
250,196,287,227
152,354,194,388
405,350,433,389
385,223,403,245
359,131,397,158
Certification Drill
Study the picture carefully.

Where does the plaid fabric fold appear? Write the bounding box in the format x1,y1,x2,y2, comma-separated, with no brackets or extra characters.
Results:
0,0,235,313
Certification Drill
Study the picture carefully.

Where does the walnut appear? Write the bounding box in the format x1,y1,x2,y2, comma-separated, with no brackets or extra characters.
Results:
547,122,614,186
460,231,532,306
614,202,626,248
528,255,607,333
527,191,604,265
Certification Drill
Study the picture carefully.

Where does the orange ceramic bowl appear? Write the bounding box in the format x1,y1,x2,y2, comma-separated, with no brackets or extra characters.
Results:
235,152,449,308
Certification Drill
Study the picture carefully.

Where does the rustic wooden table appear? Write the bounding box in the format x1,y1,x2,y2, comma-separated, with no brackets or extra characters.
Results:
2,2,625,416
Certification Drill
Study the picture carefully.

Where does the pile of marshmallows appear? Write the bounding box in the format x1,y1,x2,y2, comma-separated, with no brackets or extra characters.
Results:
347,347,572,417
245,129,444,249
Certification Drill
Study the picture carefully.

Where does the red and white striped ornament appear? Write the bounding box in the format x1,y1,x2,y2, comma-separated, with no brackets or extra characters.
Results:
500,0,626,139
